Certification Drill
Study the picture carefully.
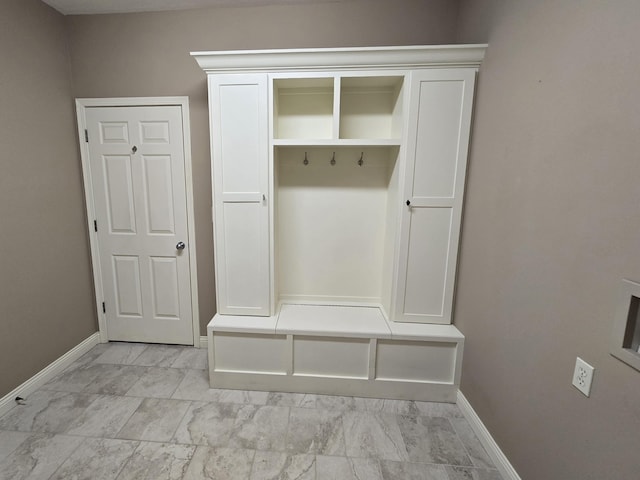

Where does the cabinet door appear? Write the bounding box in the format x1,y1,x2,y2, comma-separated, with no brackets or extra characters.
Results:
394,69,476,324
210,74,270,316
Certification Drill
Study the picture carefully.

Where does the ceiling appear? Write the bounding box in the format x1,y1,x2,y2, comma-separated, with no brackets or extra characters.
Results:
41,0,349,15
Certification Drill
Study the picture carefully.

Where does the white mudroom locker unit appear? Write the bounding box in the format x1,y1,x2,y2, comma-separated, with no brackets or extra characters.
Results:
192,45,486,402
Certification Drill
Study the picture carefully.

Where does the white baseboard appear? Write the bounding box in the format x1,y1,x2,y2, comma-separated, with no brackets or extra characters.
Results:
0,332,101,418
199,336,208,349
457,391,521,480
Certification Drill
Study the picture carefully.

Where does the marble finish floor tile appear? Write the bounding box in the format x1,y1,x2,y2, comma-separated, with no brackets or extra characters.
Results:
42,363,113,393
342,411,409,461
379,460,449,480
446,466,504,480
286,408,345,455
414,401,464,419
314,394,358,412
217,388,270,405
0,433,82,480
94,343,148,365
65,395,143,437
183,446,254,480
115,441,196,480
251,451,315,479
171,370,271,405
83,365,148,395
266,392,316,408
450,417,496,469
170,347,208,370
44,363,147,396
396,415,472,466
0,342,504,480
352,397,421,415
171,369,224,402
64,342,111,370
0,430,32,461
132,345,185,367
0,390,97,433
315,455,382,480
49,437,139,480
173,401,242,447
117,398,191,442
126,367,185,398
229,404,290,451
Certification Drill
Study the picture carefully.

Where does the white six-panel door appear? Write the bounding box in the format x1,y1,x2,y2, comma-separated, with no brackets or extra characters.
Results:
209,75,270,316
85,106,194,343
394,69,476,324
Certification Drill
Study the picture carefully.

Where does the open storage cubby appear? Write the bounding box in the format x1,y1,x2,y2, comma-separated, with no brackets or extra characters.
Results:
339,76,404,140
273,77,334,140
273,74,404,143
274,146,400,309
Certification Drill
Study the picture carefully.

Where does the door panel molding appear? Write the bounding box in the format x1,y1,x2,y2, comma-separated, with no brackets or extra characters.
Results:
76,97,200,346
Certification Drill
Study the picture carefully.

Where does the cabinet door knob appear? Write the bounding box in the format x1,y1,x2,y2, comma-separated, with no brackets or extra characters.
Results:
176,241,186,250
406,200,411,206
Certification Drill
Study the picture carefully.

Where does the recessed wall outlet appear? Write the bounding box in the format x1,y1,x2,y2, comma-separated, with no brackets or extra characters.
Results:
572,357,594,397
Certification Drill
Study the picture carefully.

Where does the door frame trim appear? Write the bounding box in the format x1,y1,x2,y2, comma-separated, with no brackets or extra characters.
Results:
75,97,200,346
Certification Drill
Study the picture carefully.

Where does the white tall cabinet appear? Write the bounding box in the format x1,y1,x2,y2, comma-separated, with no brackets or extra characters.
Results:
193,45,486,402
209,74,270,316
394,68,477,324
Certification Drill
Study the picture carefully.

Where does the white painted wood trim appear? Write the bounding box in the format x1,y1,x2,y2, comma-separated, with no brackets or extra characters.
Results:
75,97,200,345
192,45,488,73
76,97,191,107
0,333,101,418
457,391,522,480
199,336,208,349
75,100,108,342
179,100,201,347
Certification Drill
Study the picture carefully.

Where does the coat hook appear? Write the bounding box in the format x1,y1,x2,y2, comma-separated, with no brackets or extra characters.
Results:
303,151,309,166
358,152,364,166
330,152,336,166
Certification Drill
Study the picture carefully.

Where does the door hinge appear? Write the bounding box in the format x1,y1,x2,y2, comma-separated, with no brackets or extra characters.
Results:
102,302,106,313
94,220,98,232
84,129,89,143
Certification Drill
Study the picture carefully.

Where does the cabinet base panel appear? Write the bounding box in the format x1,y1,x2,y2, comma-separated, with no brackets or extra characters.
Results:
208,306,464,403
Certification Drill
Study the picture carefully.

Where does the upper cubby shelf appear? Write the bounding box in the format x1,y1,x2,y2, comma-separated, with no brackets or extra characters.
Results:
340,76,404,140
273,75,405,144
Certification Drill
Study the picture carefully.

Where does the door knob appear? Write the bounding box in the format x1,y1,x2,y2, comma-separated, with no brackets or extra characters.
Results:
176,242,186,250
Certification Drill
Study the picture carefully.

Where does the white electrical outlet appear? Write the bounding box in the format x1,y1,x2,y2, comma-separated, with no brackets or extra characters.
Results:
572,357,595,397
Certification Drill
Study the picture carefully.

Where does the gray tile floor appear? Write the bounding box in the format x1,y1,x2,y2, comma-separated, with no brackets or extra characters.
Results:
0,342,503,480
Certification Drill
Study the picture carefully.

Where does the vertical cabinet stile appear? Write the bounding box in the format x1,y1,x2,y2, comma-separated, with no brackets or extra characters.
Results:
333,76,341,140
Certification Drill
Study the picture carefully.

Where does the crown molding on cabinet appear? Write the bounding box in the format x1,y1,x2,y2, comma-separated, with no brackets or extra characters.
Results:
191,44,488,73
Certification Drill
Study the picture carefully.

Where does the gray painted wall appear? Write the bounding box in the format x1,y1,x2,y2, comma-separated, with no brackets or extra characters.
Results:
455,0,640,478
65,0,460,334
0,0,96,396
